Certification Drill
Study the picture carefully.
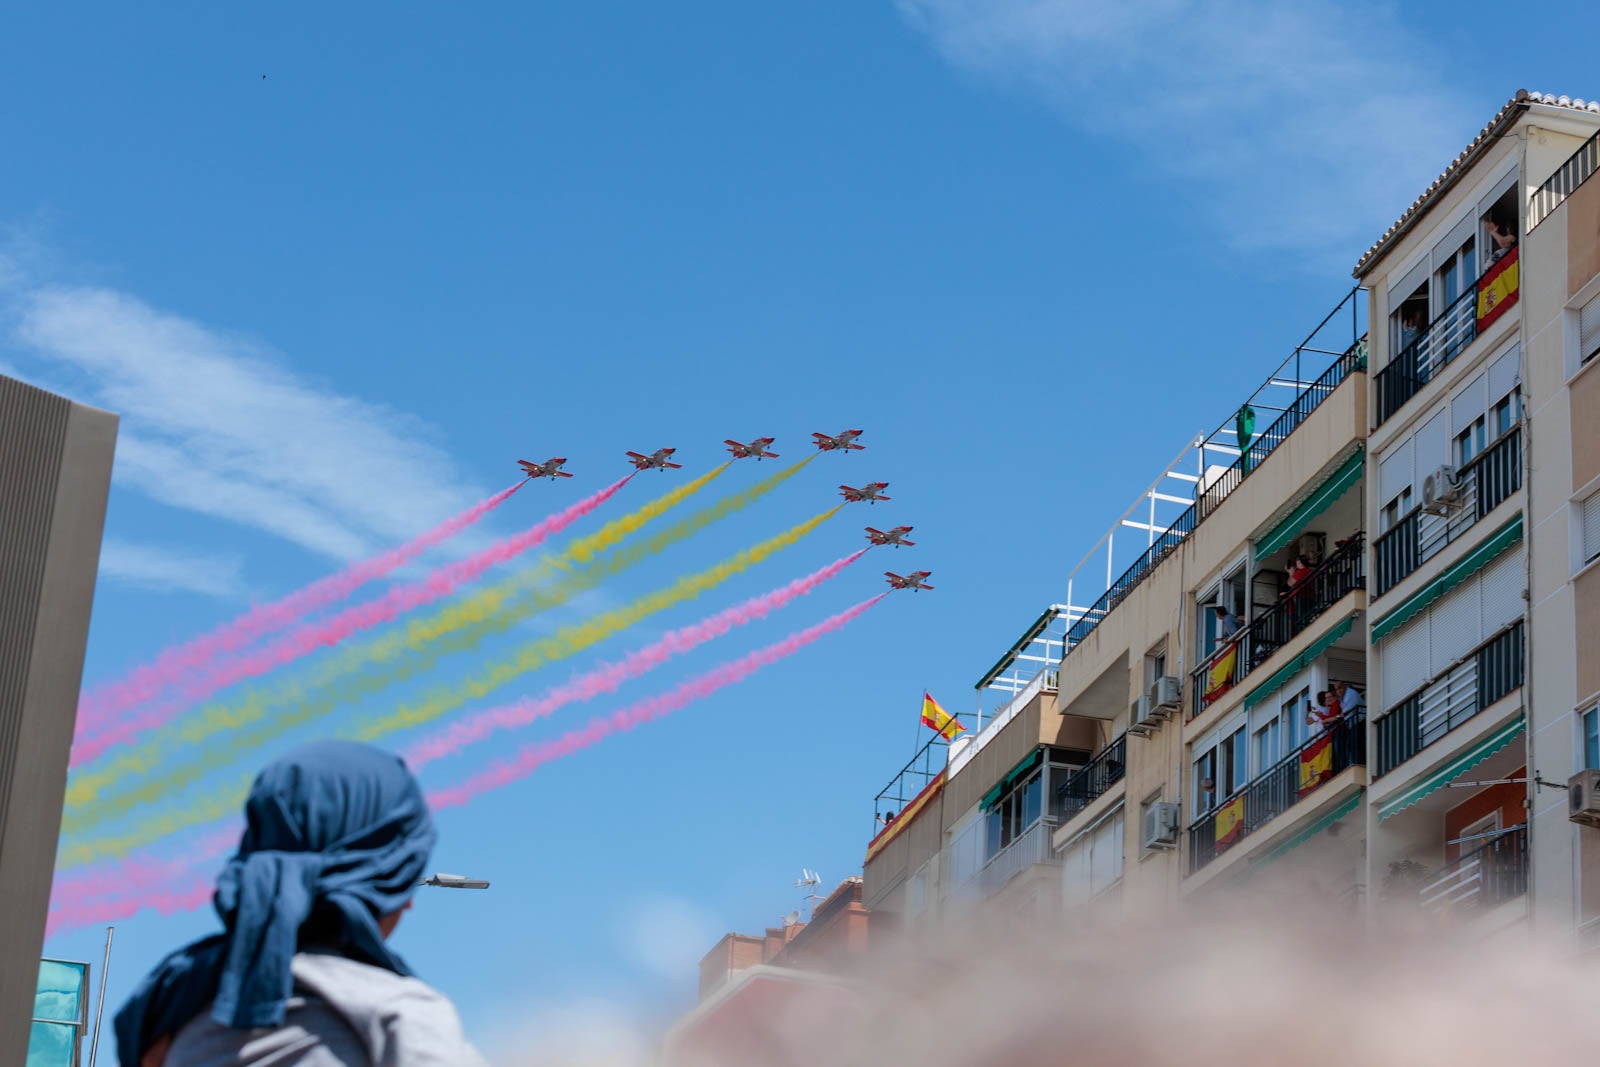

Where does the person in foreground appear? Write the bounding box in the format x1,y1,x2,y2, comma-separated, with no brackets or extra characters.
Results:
115,740,490,1067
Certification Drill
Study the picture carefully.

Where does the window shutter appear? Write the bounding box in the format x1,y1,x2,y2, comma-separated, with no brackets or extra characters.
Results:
1479,547,1525,632
1581,294,1600,365
1583,491,1600,564
1429,578,1483,676
1382,613,1430,709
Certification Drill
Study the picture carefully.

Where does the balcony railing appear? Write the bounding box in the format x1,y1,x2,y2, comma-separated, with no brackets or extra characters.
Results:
1373,429,1521,597
1064,339,1366,656
1188,713,1365,873
1190,534,1366,718
1419,825,1528,914
1374,621,1524,777
1530,127,1600,231
1052,734,1127,821
979,817,1061,896
1375,284,1481,427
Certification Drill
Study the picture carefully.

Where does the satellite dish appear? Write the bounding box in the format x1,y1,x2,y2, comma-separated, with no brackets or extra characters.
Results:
782,910,801,927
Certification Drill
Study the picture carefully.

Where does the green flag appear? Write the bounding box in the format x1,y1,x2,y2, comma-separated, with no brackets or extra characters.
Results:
1236,404,1257,473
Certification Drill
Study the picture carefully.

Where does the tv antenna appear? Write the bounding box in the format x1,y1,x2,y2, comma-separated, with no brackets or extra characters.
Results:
794,868,822,921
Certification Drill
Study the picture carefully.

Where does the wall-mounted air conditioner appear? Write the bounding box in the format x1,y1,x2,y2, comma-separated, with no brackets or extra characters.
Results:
1422,465,1463,515
1151,676,1182,710
1128,695,1169,738
1570,771,1600,829
1142,802,1180,851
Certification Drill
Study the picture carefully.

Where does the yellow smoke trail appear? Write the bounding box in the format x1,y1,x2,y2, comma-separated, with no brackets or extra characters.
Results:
354,505,843,741
60,504,841,866
62,460,746,817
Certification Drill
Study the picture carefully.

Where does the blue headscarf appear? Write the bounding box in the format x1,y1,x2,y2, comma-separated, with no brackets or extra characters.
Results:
114,740,436,1065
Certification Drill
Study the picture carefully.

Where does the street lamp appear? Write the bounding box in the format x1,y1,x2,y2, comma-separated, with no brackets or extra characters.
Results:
418,872,490,890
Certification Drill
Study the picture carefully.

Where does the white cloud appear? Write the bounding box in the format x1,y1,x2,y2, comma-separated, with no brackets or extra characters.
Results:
98,537,248,599
616,895,723,983
895,0,1477,262
12,285,486,561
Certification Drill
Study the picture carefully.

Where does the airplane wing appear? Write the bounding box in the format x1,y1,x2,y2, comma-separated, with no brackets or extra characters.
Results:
625,451,647,460
555,470,573,478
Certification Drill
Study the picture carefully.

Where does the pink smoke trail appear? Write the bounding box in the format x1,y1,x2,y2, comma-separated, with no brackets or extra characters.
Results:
47,880,216,940
428,593,888,811
49,826,238,915
71,476,634,767
405,548,872,770
75,481,526,739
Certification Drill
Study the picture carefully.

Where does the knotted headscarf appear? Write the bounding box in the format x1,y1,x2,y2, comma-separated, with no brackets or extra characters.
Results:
114,740,436,1065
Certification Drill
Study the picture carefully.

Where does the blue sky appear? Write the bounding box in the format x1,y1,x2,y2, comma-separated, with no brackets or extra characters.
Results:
6,0,1599,1056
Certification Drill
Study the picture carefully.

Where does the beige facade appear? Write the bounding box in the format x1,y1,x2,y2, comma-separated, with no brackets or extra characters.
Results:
0,374,117,1065
861,90,1600,950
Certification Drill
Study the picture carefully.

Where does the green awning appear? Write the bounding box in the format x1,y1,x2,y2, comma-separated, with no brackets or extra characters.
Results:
1256,447,1365,559
1377,715,1525,820
1243,615,1357,711
1252,791,1363,868
1372,515,1523,642
980,750,1042,811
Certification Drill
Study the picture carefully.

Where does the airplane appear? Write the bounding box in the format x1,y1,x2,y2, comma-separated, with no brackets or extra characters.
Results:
885,570,934,592
840,482,890,505
725,437,779,461
517,457,573,480
626,447,683,472
866,525,915,548
812,429,865,453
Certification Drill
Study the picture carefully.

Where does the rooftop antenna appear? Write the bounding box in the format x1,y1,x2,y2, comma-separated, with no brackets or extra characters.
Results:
794,868,822,921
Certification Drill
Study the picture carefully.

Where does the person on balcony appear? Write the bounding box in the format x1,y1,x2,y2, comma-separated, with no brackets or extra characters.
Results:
1285,555,1314,634
1334,681,1365,721
1399,306,1422,355
1307,689,1343,735
1486,217,1517,261
1214,606,1241,642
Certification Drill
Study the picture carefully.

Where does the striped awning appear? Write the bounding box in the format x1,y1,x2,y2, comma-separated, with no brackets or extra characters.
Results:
1371,514,1523,642
1242,615,1356,711
1256,447,1365,559
1377,715,1526,821
980,750,1042,812
1252,791,1363,868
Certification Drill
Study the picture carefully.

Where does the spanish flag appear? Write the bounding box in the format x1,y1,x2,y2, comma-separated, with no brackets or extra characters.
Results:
1203,642,1239,706
921,691,965,740
1215,793,1246,852
1477,244,1519,329
1298,732,1334,797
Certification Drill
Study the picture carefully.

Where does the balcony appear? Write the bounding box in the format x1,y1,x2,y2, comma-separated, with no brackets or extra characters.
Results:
1530,127,1600,231
1188,713,1365,873
1374,622,1524,777
1374,283,1481,427
979,816,1061,896
1190,533,1366,719
1373,429,1521,598
1419,825,1528,914
1052,733,1127,822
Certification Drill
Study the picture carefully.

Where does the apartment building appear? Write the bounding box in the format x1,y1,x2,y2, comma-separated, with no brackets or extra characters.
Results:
1356,91,1600,935
859,90,1600,941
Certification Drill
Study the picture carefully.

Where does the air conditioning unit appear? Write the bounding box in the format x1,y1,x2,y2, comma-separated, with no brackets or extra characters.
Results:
1422,465,1463,515
1151,676,1182,710
1128,695,1168,738
1569,771,1600,829
1142,801,1180,851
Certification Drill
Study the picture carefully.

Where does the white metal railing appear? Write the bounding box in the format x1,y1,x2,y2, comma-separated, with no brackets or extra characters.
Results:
1416,477,1480,562
1417,657,1479,751
978,817,1061,896
951,666,1058,780
1419,856,1484,912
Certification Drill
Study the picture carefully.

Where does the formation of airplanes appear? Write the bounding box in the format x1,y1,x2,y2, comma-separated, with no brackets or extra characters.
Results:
516,429,932,593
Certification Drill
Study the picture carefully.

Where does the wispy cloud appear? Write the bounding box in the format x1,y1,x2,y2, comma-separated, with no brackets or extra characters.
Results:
98,537,247,600
9,284,486,561
895,0,1477,262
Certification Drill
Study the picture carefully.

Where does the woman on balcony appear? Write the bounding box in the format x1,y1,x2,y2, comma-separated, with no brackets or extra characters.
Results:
1285,555,1314,635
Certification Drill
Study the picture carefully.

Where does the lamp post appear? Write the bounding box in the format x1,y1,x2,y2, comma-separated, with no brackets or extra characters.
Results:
418,872,490,890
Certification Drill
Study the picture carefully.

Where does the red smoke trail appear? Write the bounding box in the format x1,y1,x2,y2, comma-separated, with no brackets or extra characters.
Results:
46,880,215,940
75,481,525,739
49,826,237,916
71,476,633,767
428,593,888,811
404,548,871,770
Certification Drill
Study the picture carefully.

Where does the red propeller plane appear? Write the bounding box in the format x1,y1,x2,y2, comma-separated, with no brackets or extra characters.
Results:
840,482,890,504
812,429,865,453
626,448,683,472
725,437,779,461
866,525,915,548
885,570,934,592
518,457,573,480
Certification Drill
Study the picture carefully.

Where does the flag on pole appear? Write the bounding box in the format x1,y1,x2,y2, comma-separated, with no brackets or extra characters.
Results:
921,691,965,740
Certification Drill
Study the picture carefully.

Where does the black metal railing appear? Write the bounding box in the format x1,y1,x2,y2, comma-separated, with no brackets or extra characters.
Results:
1375,284,1480,427
1419,825,1528,913
1064,337,1367,656
1189,534,1365,718
1374,621,1524,777
1372,429,1522,597
1188,713,1365,873
1530,125,1600,231
1052,734,1127,821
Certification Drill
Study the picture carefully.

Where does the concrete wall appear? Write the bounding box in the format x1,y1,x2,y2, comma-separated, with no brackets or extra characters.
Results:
0,374,116,1064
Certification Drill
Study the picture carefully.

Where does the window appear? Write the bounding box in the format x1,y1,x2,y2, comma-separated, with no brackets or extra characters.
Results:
1455,416,1486,465
1392,284,1428,359
1491,389,1520,439
1146,645,1168,690
1382,487,1414,533
1284,686,1313,747
1193,723,1247,812
1062,810,1124,908
985,768,1043,859
1437,237,1476,312
1481,187,1519,267
1580,291,1600,367
1583,707,1599,772
1199,564,1248,658
1583,490,1600,566
1254,716,1283,774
